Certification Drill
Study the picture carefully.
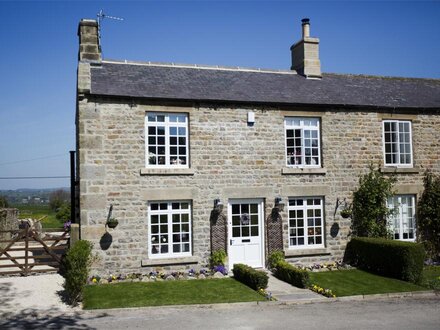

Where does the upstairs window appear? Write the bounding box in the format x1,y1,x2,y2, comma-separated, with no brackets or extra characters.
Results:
285,118,321,167
146,113,189,167
383,120,412,167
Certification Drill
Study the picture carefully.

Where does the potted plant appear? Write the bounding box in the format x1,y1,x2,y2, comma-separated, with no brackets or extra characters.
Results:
340,208,352,219
106,218,119,229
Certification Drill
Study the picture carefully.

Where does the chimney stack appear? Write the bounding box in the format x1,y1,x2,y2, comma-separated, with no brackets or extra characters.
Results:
290,18,321,79
78,19,101,62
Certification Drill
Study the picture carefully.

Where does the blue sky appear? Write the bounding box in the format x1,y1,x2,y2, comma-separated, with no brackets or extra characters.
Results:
0,0,439,190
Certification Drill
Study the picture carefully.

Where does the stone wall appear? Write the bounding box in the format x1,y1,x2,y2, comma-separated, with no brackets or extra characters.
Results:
77,97,440,274
0,208,19,249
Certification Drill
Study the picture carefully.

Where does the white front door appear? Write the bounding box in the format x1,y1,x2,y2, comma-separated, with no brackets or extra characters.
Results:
228,199,264,270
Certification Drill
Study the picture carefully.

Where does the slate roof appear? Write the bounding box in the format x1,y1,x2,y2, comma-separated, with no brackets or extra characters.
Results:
90,61,440,109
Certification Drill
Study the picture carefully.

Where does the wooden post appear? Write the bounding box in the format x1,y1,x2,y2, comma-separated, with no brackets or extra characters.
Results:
24,224,29,276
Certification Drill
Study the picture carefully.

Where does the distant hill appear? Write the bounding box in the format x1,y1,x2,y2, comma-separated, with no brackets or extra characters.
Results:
0,188,69,205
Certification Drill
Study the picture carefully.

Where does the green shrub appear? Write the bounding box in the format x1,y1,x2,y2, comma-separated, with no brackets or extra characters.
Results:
427,277,440,291
62,240,93,305
351,164,396,238
56,202,71,221
267,250,285,269
232,263,268,290
417,171,440,261
345,237,425,284
273,260,310,288
210,249,227,268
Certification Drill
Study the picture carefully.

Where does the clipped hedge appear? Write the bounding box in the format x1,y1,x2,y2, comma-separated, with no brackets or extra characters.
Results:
62,240,93,305
273,260,310,288
345,237,425,284
232,263,268,290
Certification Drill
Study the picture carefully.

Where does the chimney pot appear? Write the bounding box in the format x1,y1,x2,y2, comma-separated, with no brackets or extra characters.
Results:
301,18,310,38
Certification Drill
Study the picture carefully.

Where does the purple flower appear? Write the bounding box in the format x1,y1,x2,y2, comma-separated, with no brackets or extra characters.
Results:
64,221,72,230
213,265,228,275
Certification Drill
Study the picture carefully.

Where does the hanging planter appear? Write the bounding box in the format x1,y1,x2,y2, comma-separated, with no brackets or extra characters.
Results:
340,209,352,219
106,218,119,229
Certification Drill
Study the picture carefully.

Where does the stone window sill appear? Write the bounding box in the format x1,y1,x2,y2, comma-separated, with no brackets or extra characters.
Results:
141,256,198,267
380,167,421,174
284,248,330,257
282,167,327,175
140,168,195,176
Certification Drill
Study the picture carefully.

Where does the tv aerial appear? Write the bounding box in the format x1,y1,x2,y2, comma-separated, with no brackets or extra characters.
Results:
96,9,124,47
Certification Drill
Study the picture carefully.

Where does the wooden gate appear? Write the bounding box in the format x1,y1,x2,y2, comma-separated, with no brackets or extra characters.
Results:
0,225,70,276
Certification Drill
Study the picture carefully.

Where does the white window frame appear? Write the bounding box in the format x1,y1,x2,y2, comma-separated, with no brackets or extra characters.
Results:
284,117,321,168
148,201,192,259
145,112,189,168
382,120,413,167
288,197,325,249
387,195,416,242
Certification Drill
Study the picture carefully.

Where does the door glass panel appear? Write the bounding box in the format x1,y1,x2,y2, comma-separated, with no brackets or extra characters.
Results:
231,202,260,239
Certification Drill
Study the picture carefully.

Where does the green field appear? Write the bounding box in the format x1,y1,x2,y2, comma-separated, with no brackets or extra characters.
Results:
12,204,63,228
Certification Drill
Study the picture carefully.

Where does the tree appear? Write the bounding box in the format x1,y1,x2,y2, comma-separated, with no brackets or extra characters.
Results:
417,171,440,261
56,202,71,222
0,195,9,208
49,189,70,211
351,164,396,238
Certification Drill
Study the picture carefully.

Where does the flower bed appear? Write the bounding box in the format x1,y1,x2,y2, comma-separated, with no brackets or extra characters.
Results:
296,260,353,272
88,268,228,285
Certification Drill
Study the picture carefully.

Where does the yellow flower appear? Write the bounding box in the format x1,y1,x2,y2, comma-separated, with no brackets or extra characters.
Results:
92,278,97,283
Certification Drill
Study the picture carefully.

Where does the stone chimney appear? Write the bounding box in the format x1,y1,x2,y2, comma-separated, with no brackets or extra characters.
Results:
290,18,321,79
78,19,101,62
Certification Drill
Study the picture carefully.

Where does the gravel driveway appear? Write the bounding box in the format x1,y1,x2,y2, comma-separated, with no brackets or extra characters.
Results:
0,273,78,316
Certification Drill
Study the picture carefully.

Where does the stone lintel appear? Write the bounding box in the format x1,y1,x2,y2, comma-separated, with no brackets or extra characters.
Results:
281,185,330,197
141,187,198,201
223,187,273,199
394,184,424,195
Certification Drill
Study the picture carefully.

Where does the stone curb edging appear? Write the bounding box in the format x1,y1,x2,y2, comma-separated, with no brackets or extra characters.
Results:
82,290,438,313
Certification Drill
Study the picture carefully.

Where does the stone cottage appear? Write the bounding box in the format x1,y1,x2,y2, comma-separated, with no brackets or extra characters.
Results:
76,18,440,274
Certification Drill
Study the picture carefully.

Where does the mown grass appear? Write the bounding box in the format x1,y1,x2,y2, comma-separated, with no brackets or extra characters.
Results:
422,266,440,290
12,204,63,228
309,269,427,297
83,278,265,309
423,266,440,281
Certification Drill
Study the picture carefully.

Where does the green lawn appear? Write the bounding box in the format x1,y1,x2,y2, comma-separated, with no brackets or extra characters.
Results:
423,266,440,281
83,278,265,309
309,269,427,297
422,266,440,289
13,204,63,228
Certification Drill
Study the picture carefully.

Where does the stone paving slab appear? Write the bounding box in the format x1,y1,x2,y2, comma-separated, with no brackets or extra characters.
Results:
266,272,326,301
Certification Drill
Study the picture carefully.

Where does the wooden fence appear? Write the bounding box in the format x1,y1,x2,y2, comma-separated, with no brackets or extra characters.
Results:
0,226,70,276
